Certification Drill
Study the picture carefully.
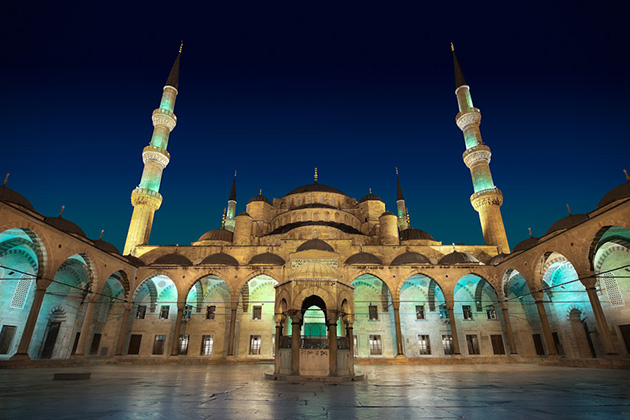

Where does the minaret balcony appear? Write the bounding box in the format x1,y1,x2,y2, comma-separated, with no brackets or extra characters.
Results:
131,187,163,210
470,188,503,211
142,146,171,169
462,144,492,168
152,108,177,131
456,108,481,130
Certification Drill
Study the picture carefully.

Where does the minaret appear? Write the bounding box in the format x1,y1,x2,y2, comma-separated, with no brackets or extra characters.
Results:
452,43,510,253
225,171,237,232
395,168,408,230
123,43,182,256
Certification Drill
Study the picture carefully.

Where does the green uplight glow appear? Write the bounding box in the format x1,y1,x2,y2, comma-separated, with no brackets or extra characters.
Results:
464,130,480,149
139,175,161,192
472,169,494,192
150,131,168,150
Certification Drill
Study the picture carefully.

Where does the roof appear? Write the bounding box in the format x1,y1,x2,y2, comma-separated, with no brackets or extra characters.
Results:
165,52,180,89
249,252,285,265
359,193,382,203
197,228,233,242
597,181,630,209
152,253,192,266
93,239,120,255
200,253,239,266
291,261,337,280
125,255,145,267
285,183,346,197
399,228,434,241
391,252,432,265
345,252,383,265
396,172,404,201
44,216,86,237
546,214,588,235
452,48,467,89
438,251,480,265
228,174,236,201
267,220,363,236
0,185,36,211
487,253,507,265
248,194,271,204
512,237,539,253
296,238,334,252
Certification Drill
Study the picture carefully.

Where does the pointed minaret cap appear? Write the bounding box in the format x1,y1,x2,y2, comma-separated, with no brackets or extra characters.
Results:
229,170,237,201
396,167,404,201
165,41,182,89
451,42,467,89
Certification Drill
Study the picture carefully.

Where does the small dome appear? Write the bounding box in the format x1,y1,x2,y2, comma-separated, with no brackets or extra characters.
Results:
400,228,434,241
200,253,239,266
345,252,383,265
391,252,432,265
545,214,588,235
296,238,334,252
597,181,630,209
291,261,337,280
249,252,285,265
248,194,271,204
125,255,145,267
380,211,396,217
93,239,120,255
359,193,382,203
197,228,233,242
487,253,507,265
438,251,480,265
512,237,539,253
0,185,36,211
152,253,192,266
237,212,251,217
285,183,346,197
44,216,86,237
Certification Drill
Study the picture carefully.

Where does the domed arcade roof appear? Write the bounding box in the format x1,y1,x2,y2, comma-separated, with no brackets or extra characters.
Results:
151,253,193,266
345,252,383,265
93,239,120,255
487,253,507,265
285,183,346,197
248,194,271,204
438,251,480,265
545,214,588,235
291,261,338,280
296,238,335,252
512,237,539,253
44,216,86,237
400,228,434,241
391,252,432,265
597,181,630,209
200,253,239,266
0,185,36,212
359,193,382,203
197,228,233,242
249,252,285,265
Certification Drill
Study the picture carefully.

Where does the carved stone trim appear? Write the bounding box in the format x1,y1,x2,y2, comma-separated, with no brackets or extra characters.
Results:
142,147,170,169
152,109,177,131
463,145,492,168
470,188,503,211
131,188,163,210
456,109,481,130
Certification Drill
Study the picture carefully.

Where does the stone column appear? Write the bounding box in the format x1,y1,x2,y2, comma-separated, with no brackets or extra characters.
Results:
500,303,518,354
226,306,238,357
291,314,302,375
170,304,185,356
11,284,49,360
73,297,97,357
583,277,617,355
345,320,355,375
393,301,405,357
328,313,338,376
447,307,461,355
534,296,558,355
115,304,132,356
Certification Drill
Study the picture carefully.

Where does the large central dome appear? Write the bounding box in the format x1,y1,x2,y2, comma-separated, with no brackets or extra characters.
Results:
284,183,346,197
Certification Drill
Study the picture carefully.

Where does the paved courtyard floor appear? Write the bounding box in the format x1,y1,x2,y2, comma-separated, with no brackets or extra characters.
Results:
1,364,629,419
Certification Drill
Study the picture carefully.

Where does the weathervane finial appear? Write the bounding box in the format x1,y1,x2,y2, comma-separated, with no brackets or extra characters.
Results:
395,167,398,175
314,167,318,183
624,169,629,181
222,208,226,228
100,230,104,240
528,227,532,238
3,173,8,186
179,41,183,54
566,203,572,215
59,205,65,217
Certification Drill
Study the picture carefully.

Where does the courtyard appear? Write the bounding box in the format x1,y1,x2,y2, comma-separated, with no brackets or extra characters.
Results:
1,364,629,419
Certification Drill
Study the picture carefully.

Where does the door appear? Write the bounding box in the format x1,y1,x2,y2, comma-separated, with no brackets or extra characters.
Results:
41,322,61,359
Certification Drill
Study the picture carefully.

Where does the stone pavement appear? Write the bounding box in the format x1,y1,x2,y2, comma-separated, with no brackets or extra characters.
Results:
1,364,629,419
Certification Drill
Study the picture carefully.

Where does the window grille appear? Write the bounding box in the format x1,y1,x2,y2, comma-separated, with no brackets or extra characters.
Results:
369,335,382,355
442,334,454,355
462,305,473,320
250,335,262,355
201,335,214,355
600,272,625,307
183,305,193,319
10,275,32,309
206,305,216,320
417,334,431,355
368,305,378,321
178,335,189,355
438,304,449,319
159,306,170,320
466,334,480,355
252,306,262,320
136,305,147,319
486,305,497,320
152,335,166,355
416,305,425,320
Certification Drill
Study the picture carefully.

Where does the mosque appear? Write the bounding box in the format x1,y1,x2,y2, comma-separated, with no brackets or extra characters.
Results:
1,44,629,375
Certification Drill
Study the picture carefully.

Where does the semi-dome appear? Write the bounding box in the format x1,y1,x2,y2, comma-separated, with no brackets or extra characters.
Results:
152,253,192,266
249,252,285,265
285,183,346,197
359,193,382,203
296,238,334,252
512,237,539,253
200,253,239,266
545,214,588,235
248,194,271,204
44,216,86,237
399,228,434,241
438,251,480,265
597,181,630,209
93,239,120,255
291,261,337,280
345,252,383,265
391,252,432,265
0,185,36,212
197,228,233,242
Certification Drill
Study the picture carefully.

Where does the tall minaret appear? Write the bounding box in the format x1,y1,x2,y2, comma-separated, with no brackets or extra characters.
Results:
123,43,182,256
225,171,237,232
395,168,408,230
452,43,510,253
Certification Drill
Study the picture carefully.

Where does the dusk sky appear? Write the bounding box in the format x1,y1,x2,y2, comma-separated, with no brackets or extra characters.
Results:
1,2,628,252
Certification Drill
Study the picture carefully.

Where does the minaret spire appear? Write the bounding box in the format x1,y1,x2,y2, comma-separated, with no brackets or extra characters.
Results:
453,45,510,253
395,167,408,230
123,44,181,256
225,171,237,232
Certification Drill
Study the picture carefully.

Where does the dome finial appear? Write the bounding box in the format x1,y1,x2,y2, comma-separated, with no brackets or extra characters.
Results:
624,169,629,181
566,203,572,215
100,229,104,240
450,42,455,52
221,208,226,228
395,167,398,175
528,227,533,238
259,188,262,196
59,205,65,217
3,173,8,186
406,208,411,227
314,167,318,184
452,243,456,252
179,40,183,54
369,187,372,194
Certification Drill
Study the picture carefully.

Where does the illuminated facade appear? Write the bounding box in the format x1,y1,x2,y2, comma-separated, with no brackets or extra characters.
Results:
1,47,629,369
